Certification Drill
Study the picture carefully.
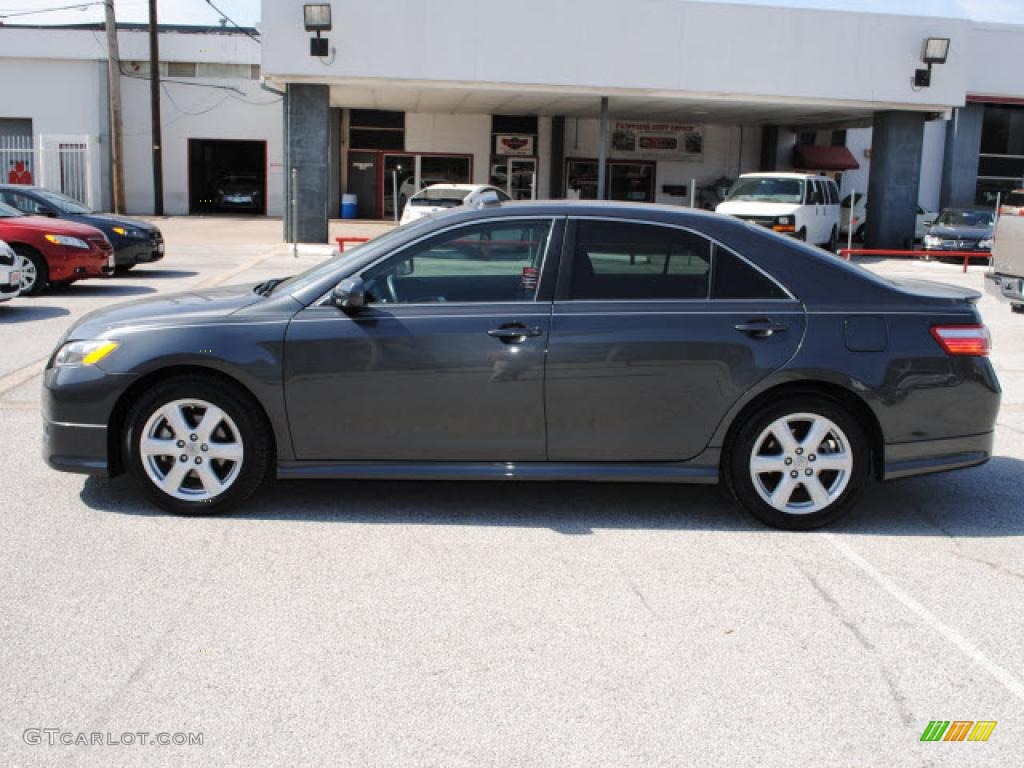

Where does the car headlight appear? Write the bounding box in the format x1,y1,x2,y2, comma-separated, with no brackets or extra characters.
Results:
776,216,794,226
924,235,942,247
44,234,89,249
978,239,993,250
112,226,146,240
54,340,120,367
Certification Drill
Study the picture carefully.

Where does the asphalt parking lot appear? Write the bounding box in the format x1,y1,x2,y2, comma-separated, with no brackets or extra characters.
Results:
1,221,1023,766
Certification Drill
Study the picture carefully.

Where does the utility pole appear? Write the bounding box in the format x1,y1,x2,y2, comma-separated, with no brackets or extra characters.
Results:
148,0,164,215
103,0,126,213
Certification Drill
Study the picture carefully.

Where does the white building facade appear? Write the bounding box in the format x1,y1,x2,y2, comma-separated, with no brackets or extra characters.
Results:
0,23,283,217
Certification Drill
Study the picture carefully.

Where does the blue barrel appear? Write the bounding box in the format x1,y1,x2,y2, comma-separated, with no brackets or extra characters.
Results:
341,193,358,220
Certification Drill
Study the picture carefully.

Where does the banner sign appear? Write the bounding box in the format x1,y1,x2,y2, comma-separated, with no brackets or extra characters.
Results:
612,122,704,158
495,134,535,156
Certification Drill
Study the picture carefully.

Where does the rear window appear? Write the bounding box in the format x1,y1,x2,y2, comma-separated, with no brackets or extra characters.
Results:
411,188,472,208
840,192,864,209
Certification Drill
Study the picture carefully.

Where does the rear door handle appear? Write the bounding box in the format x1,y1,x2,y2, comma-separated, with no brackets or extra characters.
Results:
488,323,544,343
735,319,789,338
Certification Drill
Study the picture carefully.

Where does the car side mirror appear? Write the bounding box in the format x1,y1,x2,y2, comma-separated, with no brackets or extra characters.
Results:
332,276,366,312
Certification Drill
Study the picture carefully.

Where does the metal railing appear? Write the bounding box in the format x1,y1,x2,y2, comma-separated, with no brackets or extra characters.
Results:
837,248,992,273
0,134,94,208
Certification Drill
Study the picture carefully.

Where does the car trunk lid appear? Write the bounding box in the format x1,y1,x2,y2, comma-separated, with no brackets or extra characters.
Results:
888,277,981,304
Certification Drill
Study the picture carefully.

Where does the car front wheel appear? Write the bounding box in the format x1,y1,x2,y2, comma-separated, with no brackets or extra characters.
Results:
124,375,272,515
726,397,869,530
15,247,48,296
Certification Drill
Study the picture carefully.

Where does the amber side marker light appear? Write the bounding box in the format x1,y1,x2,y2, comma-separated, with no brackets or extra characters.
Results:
931,325,991,356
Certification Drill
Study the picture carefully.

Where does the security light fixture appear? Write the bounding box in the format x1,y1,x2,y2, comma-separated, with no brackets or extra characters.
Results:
915,37,951,88
304,4,332,57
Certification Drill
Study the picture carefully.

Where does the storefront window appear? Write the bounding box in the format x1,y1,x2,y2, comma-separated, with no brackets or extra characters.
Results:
565,159,655,203
977,104,1024,205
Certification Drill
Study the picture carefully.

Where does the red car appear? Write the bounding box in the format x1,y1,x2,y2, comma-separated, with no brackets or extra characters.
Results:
0,201,114,295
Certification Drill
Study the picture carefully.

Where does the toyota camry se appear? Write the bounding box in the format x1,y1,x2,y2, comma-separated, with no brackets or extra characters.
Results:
43,201,1000,529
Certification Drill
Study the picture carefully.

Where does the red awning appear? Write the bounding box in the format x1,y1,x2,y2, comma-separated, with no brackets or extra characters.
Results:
792,145,860,171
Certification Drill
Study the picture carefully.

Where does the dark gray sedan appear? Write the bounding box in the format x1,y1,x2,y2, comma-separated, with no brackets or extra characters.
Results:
42,202,1000,529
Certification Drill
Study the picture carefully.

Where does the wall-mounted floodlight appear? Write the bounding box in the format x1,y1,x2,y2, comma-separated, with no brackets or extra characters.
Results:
304,4,332,57
915,38,951,87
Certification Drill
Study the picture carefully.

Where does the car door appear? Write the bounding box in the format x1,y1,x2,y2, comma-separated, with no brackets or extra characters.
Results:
545,218,806,461
284,217,561,461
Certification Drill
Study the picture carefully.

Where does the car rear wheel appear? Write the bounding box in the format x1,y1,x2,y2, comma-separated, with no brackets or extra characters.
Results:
124,375,272,515
14,246,47,296
726,397,869,530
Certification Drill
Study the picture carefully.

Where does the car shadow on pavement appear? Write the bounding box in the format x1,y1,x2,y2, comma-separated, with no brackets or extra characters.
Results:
120,269,198,279
0,304,70,323
80,455,1024,536
52,284,156,297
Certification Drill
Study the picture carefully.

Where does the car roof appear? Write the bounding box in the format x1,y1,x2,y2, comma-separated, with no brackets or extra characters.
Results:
417,184,493,192
738,172,828,181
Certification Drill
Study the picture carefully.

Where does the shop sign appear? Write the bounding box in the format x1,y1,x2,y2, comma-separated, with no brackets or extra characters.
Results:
612,122,704,158
496,134,535,156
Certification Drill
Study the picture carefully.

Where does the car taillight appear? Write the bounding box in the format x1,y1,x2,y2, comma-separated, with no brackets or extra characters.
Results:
930,324,991,356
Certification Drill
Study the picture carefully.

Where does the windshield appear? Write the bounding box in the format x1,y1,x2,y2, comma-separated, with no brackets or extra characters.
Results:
0,201,25,218
34,189,93,214
840,192,864,209
410,188,472,208
272,218,430,296
727,177,804,204
935,209,994,228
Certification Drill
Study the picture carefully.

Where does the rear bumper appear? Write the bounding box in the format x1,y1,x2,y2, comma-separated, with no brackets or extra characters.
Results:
985,270,1024,304
883,431,993,480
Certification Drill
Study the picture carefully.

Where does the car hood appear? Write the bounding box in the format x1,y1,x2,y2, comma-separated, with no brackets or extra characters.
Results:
0,214,106,238
716,201,801,216
68,283,266,338
68,213,158,234
927,225,992,239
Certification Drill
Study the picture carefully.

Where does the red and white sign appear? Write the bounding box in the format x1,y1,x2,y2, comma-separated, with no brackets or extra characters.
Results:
496,134,535,157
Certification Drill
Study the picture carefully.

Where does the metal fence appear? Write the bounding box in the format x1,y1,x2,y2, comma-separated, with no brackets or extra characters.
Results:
0,134,94,208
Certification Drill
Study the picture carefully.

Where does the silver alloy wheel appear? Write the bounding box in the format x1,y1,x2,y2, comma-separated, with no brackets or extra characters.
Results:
140,398,244,501
19,255,37,292
749,412,853,515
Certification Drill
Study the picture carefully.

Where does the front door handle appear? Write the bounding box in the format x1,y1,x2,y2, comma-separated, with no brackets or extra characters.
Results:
488,323,544,343
735,319,789,338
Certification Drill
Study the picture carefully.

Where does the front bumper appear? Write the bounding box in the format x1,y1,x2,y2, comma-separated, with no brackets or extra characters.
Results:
883,431,994,480
42,364,136,477
113,239,165,267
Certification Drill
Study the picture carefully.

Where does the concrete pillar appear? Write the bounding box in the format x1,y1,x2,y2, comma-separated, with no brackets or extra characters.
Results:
865,111,926,250
284,83,329,243
939,103,983,210
550,116,566,199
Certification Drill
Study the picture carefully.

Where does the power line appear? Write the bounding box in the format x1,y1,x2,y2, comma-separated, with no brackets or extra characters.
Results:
0,2,103,19
204,0,259,43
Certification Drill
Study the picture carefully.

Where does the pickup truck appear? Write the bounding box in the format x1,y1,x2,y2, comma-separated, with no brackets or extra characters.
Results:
986,190,1024,313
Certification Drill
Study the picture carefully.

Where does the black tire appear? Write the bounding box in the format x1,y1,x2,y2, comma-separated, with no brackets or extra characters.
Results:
854,224,866,242
114,264,135,274
796,228,807,242
724,396,870,530
826,227,838,252
123,374,273,515
13,245,48,296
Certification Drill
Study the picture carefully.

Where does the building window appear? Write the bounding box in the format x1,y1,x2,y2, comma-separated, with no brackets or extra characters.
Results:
349,110,405,151
167,62,197,78
977,103,1024,205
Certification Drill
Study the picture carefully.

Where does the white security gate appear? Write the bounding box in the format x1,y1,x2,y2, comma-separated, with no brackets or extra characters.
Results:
37,134,95,208
0,134,96,208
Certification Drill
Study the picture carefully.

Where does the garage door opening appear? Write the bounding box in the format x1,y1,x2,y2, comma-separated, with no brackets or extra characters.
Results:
188,139,267,215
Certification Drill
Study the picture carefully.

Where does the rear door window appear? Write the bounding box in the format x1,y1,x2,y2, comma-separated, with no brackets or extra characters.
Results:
569,220,711,300
711,246,789,300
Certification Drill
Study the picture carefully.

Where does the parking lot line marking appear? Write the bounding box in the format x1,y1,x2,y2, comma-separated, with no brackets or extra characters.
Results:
0,356,48,399
193,245,286,290
825,533,1024,703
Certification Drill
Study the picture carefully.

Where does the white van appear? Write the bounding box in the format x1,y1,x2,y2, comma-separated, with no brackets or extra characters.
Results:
717,173,842,249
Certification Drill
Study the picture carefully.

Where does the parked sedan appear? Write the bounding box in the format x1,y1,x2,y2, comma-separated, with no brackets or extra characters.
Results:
400,184,510,225
0,239,21,303
923,207,995,256
0,185,163,272
0,202,113,295
215,176,263,212
42,202,999,530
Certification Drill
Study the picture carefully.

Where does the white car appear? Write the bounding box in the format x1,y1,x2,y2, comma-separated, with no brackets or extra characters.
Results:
396,177,448,212
0,239,21,303
840,193,935,241
400,184,510,225
716,172,841,248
